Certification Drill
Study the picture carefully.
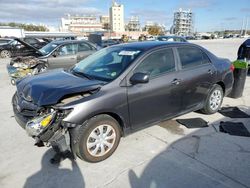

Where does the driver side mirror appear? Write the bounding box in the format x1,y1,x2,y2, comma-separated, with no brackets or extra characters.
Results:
52,51,59,57
130,72,149,85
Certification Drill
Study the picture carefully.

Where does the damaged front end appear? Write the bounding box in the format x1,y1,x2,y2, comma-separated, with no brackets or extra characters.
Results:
25,107,74,155
12,90,97,158
12,68,105,158
7,56,47,85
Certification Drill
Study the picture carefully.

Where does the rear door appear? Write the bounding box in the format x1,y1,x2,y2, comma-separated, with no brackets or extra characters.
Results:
127,48,184,129
77,42,96,62
176,46,217,110
48,43,78,69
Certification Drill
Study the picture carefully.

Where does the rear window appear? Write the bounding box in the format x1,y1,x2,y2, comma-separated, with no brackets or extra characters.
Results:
178,47,210,69
78,42,92,52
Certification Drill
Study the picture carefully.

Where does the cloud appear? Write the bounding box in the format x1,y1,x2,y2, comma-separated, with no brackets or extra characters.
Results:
178,0,216,9
223,17,239,21
0,0,103,25
129,9,172,25
240,8,250,12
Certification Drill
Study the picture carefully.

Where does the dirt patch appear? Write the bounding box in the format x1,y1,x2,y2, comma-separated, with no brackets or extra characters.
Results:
159,120,184,135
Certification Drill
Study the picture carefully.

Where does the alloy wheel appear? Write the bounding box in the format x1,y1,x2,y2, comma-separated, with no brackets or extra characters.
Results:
1,50,11,58
209,89,222,111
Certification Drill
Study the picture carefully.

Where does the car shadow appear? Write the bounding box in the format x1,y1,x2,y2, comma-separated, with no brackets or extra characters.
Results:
23,149,85,188
128,106,250,188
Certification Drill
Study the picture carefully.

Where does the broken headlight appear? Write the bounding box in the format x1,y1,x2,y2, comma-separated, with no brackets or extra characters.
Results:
25,111,56,137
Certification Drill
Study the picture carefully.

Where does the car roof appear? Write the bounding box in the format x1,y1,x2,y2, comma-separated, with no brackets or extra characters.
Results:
158,36,184,38
112,41,192,51
0,38,12,41
51,40,87,45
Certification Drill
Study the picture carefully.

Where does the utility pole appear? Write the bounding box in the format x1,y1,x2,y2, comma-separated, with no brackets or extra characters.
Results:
245,17,249,36
240,18,245,36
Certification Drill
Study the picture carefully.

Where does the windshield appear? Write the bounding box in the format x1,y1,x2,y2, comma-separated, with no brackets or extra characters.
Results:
9,40,18,45
39,43,58,55
72,47,142,82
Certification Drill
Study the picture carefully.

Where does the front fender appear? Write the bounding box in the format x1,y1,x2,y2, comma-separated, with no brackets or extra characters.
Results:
62,87,130,130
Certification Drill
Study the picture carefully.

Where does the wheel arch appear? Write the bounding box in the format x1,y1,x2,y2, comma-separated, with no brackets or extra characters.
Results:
216,81,225,95
95,112,126,136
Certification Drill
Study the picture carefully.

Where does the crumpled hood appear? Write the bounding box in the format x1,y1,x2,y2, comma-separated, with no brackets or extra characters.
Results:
16,69,105,106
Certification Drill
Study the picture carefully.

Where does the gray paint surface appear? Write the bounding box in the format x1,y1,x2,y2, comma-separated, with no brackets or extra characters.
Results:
0,38,250,188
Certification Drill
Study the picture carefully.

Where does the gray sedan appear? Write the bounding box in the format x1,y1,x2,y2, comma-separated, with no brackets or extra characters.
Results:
13,41,234,163
38,40,98,69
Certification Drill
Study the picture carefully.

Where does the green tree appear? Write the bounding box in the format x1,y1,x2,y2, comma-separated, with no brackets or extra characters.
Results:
148,26,163,36
0,22,48,31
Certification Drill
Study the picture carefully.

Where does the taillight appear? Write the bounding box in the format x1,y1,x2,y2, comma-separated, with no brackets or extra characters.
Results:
230,64,235,72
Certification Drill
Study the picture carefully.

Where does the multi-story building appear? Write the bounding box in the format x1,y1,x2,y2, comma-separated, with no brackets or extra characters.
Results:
61,14,103,34
172,8,194,36
144,21,155,31
109,1,125,32
126,16,141,31
100,15,110,30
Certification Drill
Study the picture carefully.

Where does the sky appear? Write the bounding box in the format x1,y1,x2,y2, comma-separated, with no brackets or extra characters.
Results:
0,0,249,32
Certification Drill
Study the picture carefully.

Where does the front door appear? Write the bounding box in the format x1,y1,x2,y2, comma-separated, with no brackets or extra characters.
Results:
127,48,183,129
48,43,78,69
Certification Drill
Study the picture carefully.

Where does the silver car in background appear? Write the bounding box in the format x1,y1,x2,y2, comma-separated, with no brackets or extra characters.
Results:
38,40,98,69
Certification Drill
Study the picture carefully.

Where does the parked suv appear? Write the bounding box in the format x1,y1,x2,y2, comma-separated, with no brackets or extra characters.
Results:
237,38,250,65
12,42,234,162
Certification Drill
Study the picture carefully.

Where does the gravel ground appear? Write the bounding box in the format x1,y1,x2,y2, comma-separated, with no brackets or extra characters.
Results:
0,38,249,188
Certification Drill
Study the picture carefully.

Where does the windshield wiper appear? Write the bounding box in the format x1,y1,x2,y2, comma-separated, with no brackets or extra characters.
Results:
72,69,93,80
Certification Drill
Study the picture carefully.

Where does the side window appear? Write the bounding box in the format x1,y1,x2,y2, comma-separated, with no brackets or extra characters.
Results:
175,38,186,42
78,42,91,52
134,48,175,78
174,37,180,42
202,52,211,64
58,44,77,56
178,47,205,69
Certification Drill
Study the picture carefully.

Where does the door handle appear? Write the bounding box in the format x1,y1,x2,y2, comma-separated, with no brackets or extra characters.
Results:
171,79,181,85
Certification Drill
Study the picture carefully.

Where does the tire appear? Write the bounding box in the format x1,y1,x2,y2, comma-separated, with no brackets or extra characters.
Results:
0,50,11,58
71,114,121,162
201,84,224,114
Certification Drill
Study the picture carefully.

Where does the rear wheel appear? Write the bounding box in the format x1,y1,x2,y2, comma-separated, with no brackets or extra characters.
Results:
201,84,223,114
71,114,121,162
0,50,11,58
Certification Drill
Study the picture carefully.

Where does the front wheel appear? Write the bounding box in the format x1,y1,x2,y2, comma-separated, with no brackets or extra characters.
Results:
71,114,121,162
201,84,223,114
0,50,11,58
